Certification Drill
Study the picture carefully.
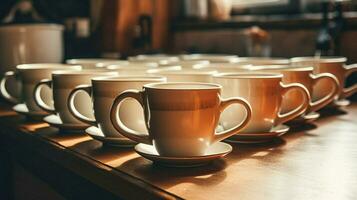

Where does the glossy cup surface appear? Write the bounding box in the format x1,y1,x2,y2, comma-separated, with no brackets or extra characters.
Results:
17,63,81,112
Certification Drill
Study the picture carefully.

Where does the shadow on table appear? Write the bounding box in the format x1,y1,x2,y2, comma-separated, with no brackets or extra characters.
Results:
69,140,134,163
318,107,347,119
117,155,228,189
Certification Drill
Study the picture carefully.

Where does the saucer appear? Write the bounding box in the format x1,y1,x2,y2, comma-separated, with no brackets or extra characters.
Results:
43,114,90,131
289,112,320,124
13,103,48,120
85,126,137,147
225,124,290,144
135,142,232,167
333,99,350,107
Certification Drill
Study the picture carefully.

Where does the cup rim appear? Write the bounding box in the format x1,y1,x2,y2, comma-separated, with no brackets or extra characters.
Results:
236,57,289,64
213,72,283,79
17,63,82,70
105,61,159,70
66,58,124,64
52,69,118,76
91,75,166,82
152,69,218,76
200,63,252,69
144,82,222,90
251,65,313,72
290,56,347,63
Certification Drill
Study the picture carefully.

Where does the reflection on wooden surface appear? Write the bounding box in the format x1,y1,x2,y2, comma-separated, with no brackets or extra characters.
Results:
1,102,357,199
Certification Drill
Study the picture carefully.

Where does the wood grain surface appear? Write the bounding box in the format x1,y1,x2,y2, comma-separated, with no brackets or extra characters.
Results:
1,102,356,199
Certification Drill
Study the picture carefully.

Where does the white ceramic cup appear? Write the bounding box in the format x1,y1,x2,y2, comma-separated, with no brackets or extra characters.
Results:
67,76,166,138
250,65,339,113
180,54,239,63
148,69,217,82
235,57,290,65
107,63,181,76
212,73,310,133
1,64,81,112
66,58,129,68
195,63,252,73
159,60,210,69
291,56,357,101
33,70,118,125
128,55,179,65
110,82,252,157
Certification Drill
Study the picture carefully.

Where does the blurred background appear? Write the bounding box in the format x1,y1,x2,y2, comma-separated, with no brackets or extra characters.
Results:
1,0,357,62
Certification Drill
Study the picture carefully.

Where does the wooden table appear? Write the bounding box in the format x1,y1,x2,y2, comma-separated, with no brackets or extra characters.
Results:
1,101,357,200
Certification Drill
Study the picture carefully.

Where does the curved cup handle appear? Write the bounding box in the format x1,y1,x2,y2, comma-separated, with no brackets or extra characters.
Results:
342,64,357,99
0,71,20,104
110,90,151,145
275,82,310,125
212,97,252,144
33,79,56,114
309,73,339,112
67,85,97,126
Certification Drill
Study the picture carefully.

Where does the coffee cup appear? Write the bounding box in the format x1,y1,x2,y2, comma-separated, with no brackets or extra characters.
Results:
180,54,239,63
0,64,81,112
34,69,118,125
291,56,357,100
66,58,129,68
148,69,217,82
106,63,178,75
128,55,179,65
67,76,166,138
159,60,210,69
110,82,252,157
250,65,339,113
212,73,310,133
195,63,252,73
235,57,290,65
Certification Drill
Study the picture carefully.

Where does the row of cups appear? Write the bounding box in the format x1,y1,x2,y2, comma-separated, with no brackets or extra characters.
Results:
0,55,356,160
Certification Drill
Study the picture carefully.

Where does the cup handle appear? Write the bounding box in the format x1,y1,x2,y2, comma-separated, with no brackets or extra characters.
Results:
67,85,97,126
309,73,339,112
110,90,151,145
342,64,357,99
212,97,252,144
275,82,310,125
0,71,20,104
33,79,56,114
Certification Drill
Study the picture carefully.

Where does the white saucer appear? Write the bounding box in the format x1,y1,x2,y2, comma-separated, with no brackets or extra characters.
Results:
43,114,90,131
289,112,320,124
333,99,350,107
135,142,232,167
13,103,48,120
85,126,137,147
225,124,290,144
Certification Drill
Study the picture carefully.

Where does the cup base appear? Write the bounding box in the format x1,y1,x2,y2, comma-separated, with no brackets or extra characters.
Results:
134,142,232,167
224,124,289,144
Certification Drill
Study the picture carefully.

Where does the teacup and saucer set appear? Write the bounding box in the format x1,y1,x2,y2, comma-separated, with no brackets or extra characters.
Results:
32,69,119,133
12,103,48,121
291,56,357,109
110,82,252,167
67,76,166,147
1,64,82,121
213,73,310,144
